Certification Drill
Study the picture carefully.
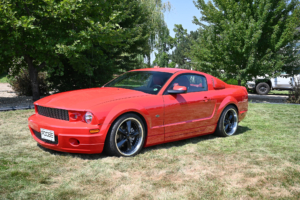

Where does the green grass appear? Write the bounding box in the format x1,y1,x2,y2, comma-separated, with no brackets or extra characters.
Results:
269,90,290,95
0,73,8,83
248,89,290,95
1,104,300,199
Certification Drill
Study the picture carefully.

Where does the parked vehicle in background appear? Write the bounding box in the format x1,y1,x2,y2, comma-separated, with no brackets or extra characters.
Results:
246,73,300,95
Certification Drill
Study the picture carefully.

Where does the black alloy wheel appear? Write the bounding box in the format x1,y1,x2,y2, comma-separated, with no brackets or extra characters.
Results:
215,105,239,137
104,113,146,157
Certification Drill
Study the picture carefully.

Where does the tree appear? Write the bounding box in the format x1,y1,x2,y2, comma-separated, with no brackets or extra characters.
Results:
140,0,172,67
153,23,174,67
171,24,188,68
171,24,199,69
0,0,152,100
189,0,300,85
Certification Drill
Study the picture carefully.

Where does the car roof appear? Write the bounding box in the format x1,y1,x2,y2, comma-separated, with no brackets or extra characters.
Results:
130,68,212,77
130,68,185,73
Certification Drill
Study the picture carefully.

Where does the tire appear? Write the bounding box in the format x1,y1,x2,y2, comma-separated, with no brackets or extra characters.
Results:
215,105,239,137
104,113,146,157
256,82,270,95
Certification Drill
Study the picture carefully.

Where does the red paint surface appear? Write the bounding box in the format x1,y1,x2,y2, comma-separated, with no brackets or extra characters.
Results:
28,68,248,154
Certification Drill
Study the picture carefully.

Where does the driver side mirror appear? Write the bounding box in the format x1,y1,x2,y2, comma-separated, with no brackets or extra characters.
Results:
168,85,187,94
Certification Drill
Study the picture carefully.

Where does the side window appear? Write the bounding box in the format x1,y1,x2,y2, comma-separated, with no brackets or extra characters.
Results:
166,74,208,93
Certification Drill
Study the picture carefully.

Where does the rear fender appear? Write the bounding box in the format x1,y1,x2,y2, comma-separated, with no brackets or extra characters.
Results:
215,96,238,121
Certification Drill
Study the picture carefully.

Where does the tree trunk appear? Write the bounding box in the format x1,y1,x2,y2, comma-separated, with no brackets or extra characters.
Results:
147,52,151,67
238,80,241,86
24,55,40,101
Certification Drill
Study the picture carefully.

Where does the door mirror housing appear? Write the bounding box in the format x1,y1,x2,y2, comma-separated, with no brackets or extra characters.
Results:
168,85,187,94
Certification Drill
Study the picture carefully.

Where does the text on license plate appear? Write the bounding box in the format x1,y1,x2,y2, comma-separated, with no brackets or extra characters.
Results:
40,128,55,142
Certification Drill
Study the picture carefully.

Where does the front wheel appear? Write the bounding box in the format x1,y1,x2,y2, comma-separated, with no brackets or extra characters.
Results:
256,82,270,95
215,105,239,137
104,113,146,157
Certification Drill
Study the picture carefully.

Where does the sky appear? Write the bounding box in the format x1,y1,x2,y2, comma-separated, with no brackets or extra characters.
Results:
164,0,202,37
151,0,205,63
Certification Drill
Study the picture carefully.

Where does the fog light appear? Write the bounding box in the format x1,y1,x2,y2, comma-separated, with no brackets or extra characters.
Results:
69,138,80,146
89,129,99,134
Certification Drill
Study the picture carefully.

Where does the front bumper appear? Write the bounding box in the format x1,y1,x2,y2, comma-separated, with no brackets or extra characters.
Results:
28,114,107,154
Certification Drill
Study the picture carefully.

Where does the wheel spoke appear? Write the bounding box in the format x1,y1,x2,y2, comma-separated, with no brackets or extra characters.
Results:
225,124,229,131
127,139,132,150
132,131,140,137
228,114,233,120
117,139,127,148
118,128,126,135
126,120,132,134
225,114,229,120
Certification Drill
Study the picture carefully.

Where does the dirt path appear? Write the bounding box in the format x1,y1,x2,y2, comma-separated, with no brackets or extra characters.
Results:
0,83,34,108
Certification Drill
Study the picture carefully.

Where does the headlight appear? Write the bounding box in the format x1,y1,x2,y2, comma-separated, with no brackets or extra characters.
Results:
84,112,93,124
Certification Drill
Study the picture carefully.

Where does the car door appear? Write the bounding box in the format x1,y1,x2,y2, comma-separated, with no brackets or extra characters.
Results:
274,73,292,89
163,73,216,141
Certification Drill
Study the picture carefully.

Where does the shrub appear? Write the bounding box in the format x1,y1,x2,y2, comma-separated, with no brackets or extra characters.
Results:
8,68,49,96
46,58,115,93
287,77,300,104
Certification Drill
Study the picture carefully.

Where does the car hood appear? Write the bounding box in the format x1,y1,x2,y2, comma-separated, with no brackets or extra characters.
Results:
35,87,149,110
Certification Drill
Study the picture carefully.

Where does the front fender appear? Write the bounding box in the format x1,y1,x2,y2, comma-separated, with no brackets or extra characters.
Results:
103,103,150,126
96,102,151,142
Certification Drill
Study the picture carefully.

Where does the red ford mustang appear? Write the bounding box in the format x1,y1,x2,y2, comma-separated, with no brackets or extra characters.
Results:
28,68,248,157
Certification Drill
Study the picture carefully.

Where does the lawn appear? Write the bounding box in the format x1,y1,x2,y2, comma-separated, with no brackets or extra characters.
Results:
269,90,290,95
248,89,290,95
1,103,300,199
0,73,8,83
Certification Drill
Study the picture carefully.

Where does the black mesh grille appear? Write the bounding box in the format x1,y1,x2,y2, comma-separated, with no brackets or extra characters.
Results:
33,129,58,145
37,106,69,121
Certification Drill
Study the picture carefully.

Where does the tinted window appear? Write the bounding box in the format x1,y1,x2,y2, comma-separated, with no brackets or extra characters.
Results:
166,74,208,93
105,71,172,94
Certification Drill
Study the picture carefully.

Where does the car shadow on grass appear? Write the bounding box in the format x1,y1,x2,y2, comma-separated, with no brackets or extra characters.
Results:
37,125,251,159
140,125,251,154
37,144,109,160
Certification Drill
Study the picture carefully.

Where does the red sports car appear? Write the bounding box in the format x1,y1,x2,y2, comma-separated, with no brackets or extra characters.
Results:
28,68,248,157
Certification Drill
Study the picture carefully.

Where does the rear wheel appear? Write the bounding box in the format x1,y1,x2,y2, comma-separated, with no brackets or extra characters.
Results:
256,82,270,95
104,113,146,157
215,105,238,137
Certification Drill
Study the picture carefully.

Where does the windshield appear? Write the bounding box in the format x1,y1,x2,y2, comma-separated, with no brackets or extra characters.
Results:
104,71,173,94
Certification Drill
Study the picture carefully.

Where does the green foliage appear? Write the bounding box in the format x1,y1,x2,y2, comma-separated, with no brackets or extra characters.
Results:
221,78,238,86
171,24,196,69
153,23,174,67
169,24,200,69
140,0,172,66
0,72,8,83
8,68,49,96
287,77,300,104
0,0,153,98
47,57,114,93
189,0,300,85
168,61,176,68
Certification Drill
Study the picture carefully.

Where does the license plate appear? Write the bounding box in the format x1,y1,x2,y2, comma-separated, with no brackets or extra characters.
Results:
40,128,55,142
